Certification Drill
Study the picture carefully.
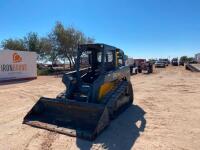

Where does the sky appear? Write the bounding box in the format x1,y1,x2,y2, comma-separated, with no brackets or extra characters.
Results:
0,0,200,59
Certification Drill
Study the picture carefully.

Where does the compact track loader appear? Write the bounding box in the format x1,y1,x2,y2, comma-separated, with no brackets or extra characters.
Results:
23,43,133,140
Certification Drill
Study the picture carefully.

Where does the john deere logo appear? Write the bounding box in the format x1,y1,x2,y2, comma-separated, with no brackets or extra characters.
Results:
13,53,22,63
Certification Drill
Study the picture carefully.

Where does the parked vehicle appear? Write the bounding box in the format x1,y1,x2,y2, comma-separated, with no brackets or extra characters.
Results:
155,60,166,68
159,59,169,66
126,58,138,75
171,58,178,66
179,60,184,66
134,59,146,73
130,64,138,75
148,59,157,64
142,61,153,74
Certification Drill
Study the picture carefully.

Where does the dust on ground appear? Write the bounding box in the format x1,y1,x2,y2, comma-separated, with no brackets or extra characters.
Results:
0,66,200,150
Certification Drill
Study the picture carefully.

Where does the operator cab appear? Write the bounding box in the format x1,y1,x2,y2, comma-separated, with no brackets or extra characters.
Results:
78,48,102,83
77,44,125,84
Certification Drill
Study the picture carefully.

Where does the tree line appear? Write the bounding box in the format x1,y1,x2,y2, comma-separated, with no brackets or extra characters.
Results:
1,22,94,69
179,56,195,63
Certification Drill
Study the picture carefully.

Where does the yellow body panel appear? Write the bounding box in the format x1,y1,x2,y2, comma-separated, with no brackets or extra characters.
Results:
116,51,119,67
98,82,114,100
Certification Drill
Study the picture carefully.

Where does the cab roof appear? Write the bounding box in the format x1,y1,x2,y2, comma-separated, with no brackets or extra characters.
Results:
79,43,124,53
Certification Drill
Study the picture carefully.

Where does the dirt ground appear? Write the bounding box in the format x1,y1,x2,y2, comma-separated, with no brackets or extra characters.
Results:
0,66,200,150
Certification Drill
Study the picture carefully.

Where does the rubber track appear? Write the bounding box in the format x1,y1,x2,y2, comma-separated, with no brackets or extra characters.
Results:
104,81,130,119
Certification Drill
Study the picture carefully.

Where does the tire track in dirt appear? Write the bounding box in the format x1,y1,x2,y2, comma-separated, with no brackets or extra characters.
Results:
23,131,58,150
40,132,58,150
24,133,41,150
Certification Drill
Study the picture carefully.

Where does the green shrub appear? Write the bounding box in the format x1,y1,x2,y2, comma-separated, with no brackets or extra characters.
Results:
37,68,54,75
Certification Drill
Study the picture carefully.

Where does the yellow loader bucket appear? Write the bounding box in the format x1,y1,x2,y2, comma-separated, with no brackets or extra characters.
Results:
23,97,110,140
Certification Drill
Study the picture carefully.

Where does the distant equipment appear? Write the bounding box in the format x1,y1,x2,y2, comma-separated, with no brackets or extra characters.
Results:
134,59,146,73
159,59,169,66
155,60,166,68
126,58,138,75
185,63,200,72
171,58,178,66
141,61,153,74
